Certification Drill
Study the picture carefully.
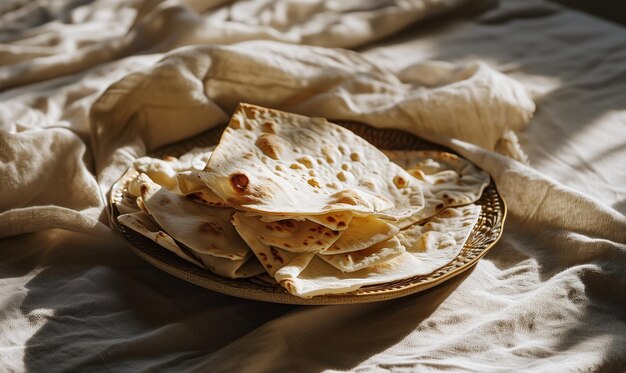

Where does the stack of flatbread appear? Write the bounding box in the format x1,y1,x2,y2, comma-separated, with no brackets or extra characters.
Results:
116,103,490,298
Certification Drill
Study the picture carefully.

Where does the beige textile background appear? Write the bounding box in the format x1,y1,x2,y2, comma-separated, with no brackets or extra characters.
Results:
0,0,625,371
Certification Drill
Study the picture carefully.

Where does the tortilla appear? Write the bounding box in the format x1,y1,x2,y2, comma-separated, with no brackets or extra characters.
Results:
320,216,399,254
385,150,490,227
139,176,249,260
198,103,424,219
274,204,481,297
117,211,204,268
318,236,405,273
244,211,353,231
232,213,341,253
133,146,215,192
116,190,142,214
232,213,308,276
177,170,229,207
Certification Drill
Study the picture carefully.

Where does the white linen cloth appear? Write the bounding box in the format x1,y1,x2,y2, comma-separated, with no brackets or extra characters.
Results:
1,0,625,371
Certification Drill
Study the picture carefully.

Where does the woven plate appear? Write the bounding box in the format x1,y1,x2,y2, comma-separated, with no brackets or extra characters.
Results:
109,122,506,305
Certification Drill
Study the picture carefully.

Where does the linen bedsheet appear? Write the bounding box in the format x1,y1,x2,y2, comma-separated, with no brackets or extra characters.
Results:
1,0,625,371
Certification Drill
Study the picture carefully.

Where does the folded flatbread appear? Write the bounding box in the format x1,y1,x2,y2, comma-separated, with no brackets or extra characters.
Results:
320,216,399,254
235,204,481,297
199,103,424,220
386,150,490,227
139,176,249,261
318,236,406,273
232,213,341,253
117,211,264,278
133,146,215,192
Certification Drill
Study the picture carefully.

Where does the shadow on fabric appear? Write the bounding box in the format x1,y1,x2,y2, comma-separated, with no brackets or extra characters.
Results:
20,228,469,371
19,230,296,371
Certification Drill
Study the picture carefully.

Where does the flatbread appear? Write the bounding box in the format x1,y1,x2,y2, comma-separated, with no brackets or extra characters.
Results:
199,103,424,219
127,173,153,198
397,204,482,265
385,150,490,227
133,146,215,192
177,170,229,207
274,204,481,297
118,211,263,279
232,213,307,276
318,236,405,273
244,211,353,231
117,211,204,268
320,216,399,254
139,176,249,260
232,213,341,253
116,190,142,214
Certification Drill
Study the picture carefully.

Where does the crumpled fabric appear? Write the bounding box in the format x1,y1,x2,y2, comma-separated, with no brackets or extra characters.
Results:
0,0,625,371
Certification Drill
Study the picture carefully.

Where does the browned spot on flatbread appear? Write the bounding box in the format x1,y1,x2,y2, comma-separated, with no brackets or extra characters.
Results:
393,175,407,188
198,222,224,236
255,133,282,160
269,247,284,264
261,121,275,134
337,222,346,228
230,117,241,129
297,156,314,168
229,173,249,192
331,190,365,206
277,220,296,229
326,216,336,223
350,153,360,161
307,178,321,188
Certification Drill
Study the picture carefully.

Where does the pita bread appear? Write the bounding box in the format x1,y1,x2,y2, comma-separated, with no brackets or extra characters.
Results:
274,204,481,297
139,176,249,260
318,236,405,273
320,216,399,255
199,103,424,219
385,150,490,227
234,214,341,253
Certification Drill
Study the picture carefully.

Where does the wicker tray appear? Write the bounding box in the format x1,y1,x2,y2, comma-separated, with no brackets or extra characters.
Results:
109,122,506,305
